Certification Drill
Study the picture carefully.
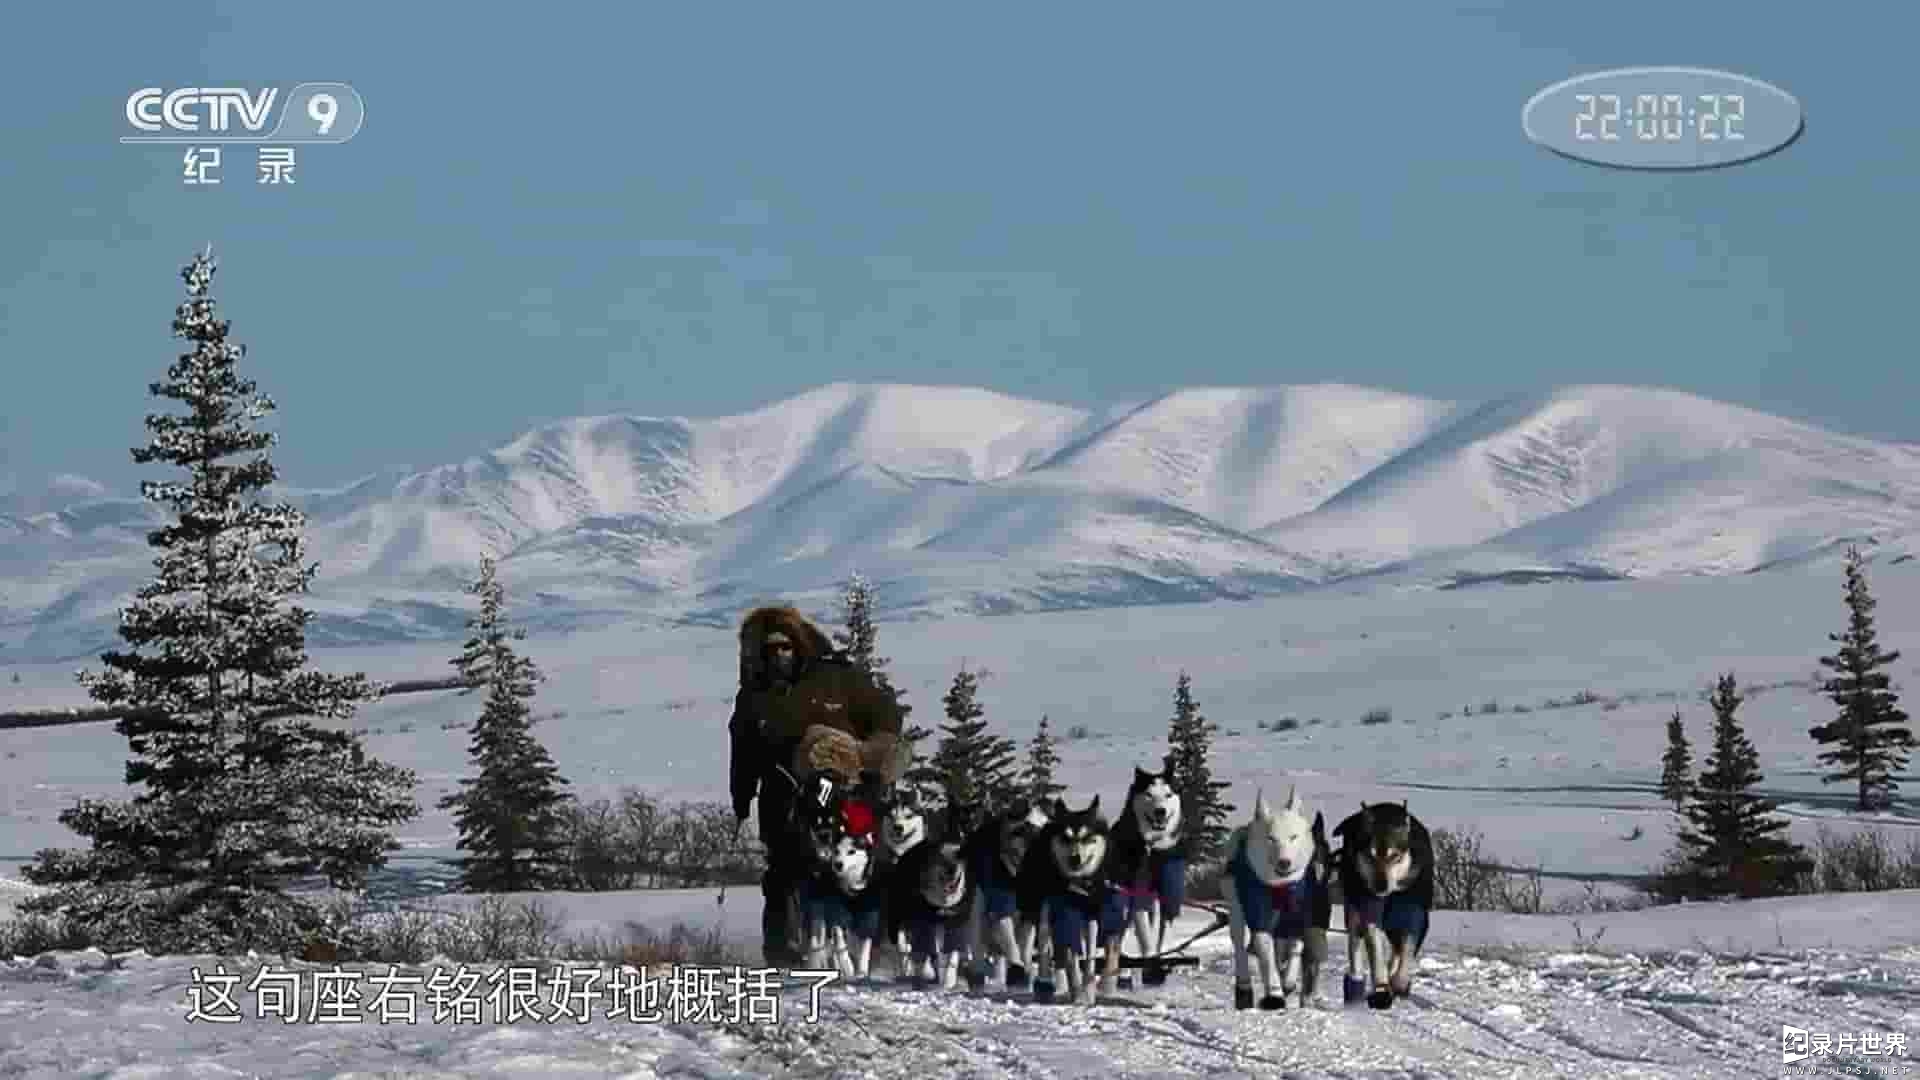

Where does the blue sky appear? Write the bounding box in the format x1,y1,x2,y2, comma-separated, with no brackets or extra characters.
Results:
0,3,1911,494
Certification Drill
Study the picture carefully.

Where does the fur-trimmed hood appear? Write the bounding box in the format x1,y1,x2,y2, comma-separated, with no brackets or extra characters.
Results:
739,605,837,689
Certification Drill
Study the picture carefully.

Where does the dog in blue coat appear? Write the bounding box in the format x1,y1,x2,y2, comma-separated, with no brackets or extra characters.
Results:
960,800,1050,988
797,786,884,982
1333,800,1433,1010
874,783,940,980
1016,796,1128,1005
1223,786,1332,1010
892,839,980,990
1106,766,1192,987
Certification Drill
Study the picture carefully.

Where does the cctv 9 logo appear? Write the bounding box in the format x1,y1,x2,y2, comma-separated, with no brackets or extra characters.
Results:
122,83,365,143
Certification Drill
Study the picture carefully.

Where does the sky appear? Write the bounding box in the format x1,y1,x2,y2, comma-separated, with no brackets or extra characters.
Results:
0,3,1913,496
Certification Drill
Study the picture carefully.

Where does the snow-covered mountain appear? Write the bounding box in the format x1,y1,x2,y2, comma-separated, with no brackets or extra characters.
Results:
6,380,1920,659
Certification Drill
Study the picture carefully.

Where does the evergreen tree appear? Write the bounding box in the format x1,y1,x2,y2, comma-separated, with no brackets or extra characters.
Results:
21,249,418,952
834,571,917,747
906,666,1019,836
1162,670,1233,860
1020,715,1066,806
1812,546,1916,811
1659,710,1693,812
438,556,573,892
1670,674,1810,898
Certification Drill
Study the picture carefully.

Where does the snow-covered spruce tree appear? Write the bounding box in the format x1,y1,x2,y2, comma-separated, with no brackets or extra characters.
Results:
834,571,919,755
1668,674,1810,898
906,666,1019,837
1020,714,1066,806
1659,710,1693,812
438,556,573,893
1163,670,1233,860
20,249,418,953
1812,546,1916,812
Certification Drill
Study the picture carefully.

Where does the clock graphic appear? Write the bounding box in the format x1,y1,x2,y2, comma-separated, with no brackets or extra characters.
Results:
1521,67,1804,171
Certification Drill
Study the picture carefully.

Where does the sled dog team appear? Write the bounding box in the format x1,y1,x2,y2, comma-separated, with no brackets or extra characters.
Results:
789,765,1435,1011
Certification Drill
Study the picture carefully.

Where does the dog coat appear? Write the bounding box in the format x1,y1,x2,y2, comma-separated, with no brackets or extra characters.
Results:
1041,878,1128,950
801,877,885,940
1345,891,1429,942
967,845,1022,921
905,893,976,957
1228,839,1327,938
1113,846,1188,923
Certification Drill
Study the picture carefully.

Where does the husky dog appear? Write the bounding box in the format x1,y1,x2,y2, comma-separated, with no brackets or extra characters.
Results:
798,789,885,982
874,784,938,978
1016,796,1125,1005
1332,801,1434,1010
961,801,1050,988
892,840,979,990
1223,787,1332,1010
1105,766,1190,986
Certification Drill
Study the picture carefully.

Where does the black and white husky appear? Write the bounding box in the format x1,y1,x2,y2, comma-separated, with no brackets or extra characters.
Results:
892,839,979,990
798,787,884,983
1223,787,1332,1010
1016,796,1125,1005
875,784,936,978
1105,767,1190,985
1332,800,1434,1010
961,801,1050,988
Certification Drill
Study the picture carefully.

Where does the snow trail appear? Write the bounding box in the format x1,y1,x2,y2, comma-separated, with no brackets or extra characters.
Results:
8,930,1910,1078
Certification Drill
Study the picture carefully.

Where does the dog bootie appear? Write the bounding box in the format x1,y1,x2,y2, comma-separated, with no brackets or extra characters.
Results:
1259,993,1286,1011
1006,963,1029,990
1367,985,1395,1010
1117,973,1134,991
1143,960,1169,987
964,961,986,992
1031,978,1056,1003
1233,983,1254,1010
1343,974,1367,1006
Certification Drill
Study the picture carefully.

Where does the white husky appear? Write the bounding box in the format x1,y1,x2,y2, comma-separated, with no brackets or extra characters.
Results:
1222,787,1330,1010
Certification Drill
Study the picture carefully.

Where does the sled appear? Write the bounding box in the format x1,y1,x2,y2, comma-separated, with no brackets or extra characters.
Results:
1116,900,1229,970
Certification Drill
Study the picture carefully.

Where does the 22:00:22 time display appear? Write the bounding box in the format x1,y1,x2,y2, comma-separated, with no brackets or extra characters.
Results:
1575,93,1745,142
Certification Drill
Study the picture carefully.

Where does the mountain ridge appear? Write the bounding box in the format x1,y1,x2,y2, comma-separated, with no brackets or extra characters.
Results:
5,380,1919,660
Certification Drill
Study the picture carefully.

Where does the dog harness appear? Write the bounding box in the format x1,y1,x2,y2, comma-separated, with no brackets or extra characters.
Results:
1114,845,1188,922
1228,837,1326,939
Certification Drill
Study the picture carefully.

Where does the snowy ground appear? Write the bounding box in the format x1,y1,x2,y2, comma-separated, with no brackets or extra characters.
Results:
6,559,1920,1074
3,554,1917,896
5,888,1920,1078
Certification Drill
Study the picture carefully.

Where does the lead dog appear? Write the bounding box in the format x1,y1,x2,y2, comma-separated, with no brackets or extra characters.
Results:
892,839,980,990
875,784,938,979
1223,787,1332,1009
797,785,885,983
1332,800,1433,1010
1016,796,1126,1005
1105,766,1190,986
